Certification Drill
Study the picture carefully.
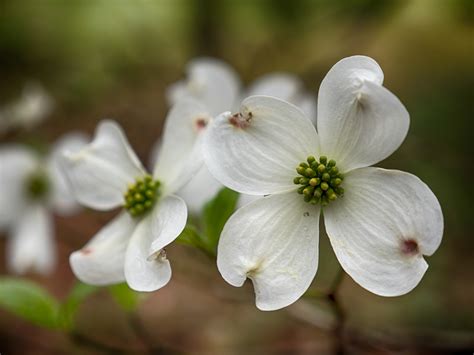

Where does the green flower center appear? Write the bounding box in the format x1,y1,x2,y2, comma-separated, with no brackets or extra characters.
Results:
25,172,50,200
294,156,344,206
124,175,161,217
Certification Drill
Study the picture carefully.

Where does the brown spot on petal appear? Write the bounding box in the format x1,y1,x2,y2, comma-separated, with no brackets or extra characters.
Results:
401,239,419,256
194,117,208,131
81,248,92,255
229,111,252,129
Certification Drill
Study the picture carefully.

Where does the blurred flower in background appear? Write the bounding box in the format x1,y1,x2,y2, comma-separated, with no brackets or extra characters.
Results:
0,133,86,274
166,57,317,212
0,83,53,134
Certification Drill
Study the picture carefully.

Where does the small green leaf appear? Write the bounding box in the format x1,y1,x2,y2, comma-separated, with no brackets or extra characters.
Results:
0,277,60,329
176,188,239,257
109,283,139,312
176,225,215,257
58,282,98,330
177,225,202,247
202,188,239,253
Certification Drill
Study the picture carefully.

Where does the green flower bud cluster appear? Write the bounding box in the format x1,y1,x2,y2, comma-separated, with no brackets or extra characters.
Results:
294,155,344,206
124,175,160,217
25,172,50,200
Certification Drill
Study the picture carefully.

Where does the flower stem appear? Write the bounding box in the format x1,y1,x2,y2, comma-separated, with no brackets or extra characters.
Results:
327,266,346,354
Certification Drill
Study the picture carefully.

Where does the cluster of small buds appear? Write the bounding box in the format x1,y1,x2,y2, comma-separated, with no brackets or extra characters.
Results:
294,156,344,206
124,175,160,217
25,172,50,200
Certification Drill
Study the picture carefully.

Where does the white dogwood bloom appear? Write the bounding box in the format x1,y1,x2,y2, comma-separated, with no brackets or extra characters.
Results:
61,99,205,291
0,83,54,134
0,133,87,275
204,56,444,311
166,58,316,213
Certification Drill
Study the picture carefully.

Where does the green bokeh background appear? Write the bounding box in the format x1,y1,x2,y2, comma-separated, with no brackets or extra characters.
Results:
0,0,472,353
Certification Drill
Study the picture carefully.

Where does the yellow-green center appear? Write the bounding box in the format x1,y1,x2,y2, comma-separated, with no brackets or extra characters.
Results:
25,172,50,200
294,156,344,206
124,175,160,217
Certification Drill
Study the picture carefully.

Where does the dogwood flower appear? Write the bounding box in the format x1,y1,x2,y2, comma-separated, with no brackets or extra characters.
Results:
166,58,316,213
0,133,87,274
61,99,206,291
203,56,444,311
0,82,53,134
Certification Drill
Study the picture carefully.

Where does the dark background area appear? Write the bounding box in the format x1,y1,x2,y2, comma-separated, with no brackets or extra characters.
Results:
0,0,473,354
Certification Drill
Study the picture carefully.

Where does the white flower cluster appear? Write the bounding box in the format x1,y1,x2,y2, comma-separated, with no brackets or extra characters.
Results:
0,56,443,311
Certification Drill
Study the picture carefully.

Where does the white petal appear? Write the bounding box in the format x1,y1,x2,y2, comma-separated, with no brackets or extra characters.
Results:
60,120,146,210
166,57,241,116
47,132,89,215
7,205,55,275
148,195,187,255
69,211,136,286
0,145,38,227
324,167,443,296
153,99,207,195
124,228,171,292
204,95,319,195
317,56,409,172
178,165,223,214
217,192,320,311
123,195,186,292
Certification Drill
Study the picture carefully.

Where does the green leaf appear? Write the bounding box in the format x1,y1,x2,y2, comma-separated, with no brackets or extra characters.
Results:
109,283,139,312
176,188,239,257
0,277,60,329
176,225,214,256
58,282,98,330
176,225,202,247
202,188,239,253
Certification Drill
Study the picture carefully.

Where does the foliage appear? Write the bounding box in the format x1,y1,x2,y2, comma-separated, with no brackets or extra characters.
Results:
59,282,98,330
0,278,141,330
0,277,61,329
109,283,140,312
177,187,239,257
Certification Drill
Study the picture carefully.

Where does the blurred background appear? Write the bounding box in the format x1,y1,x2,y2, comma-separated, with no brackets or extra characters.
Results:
0,0,473,354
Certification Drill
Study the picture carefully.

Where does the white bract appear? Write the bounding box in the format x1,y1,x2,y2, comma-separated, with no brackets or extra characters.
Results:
165,58,316,213
0,133,87,275
61,99,205,291
203,56,443,311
